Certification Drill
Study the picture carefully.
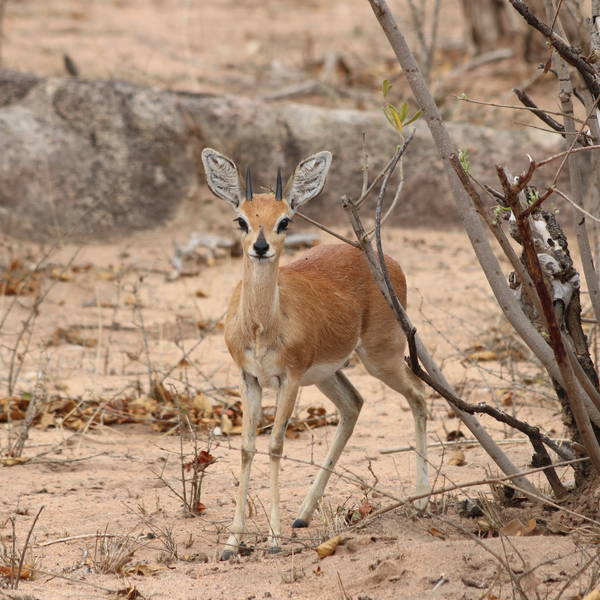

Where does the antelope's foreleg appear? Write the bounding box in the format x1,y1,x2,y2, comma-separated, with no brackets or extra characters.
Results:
221,372,262,560
267,376,300,552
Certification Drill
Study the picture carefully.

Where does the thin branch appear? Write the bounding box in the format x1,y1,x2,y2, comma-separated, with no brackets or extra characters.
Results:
513,87,566,135
426,0,442,82
369,160,571,488
499,165,600,473
363,129,415,238
537,144,600,168
549,0,566,36
295,212,358,247
508,0,600,98
449,154,543,317
459,95,587,125
355,151,401,209
379,436,571,455
554,187,600,224
549,93,600,190
354,457,591,532
15,505,44,590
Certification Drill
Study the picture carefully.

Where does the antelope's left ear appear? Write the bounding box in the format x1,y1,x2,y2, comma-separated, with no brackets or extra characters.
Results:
285,151,332,212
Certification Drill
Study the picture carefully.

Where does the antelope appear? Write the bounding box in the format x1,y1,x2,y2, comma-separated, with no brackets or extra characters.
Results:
201,148,429,560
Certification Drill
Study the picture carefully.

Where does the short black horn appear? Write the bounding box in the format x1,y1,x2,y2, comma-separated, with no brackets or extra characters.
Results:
245,166,253,201
275,167,283,201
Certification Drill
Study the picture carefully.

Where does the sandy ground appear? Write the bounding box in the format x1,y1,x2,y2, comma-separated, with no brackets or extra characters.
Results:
1,0,560,125
1,223,597,600
1,1,599,598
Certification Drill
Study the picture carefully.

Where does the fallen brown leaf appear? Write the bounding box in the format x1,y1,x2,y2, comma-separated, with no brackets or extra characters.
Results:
50,267,74,281
476,518,495,535
315,535,341,559
0,456,31,466
467,350,498,362
501,390,513,406
500,518,537,537
192,394,212,417
122,563,167,576
427,527,446,540
113,586,143,599
358,499,374,519
0,563,34,579
47,326,98,347
448,449,466,466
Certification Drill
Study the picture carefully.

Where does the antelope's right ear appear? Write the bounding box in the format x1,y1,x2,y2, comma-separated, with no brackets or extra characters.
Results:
201,148,242,208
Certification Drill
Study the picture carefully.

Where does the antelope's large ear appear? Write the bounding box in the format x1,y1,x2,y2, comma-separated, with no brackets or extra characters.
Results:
201,148,242,208
285,151,332,211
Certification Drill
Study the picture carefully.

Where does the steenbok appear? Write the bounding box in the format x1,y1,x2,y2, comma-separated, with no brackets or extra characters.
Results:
201,148,428,560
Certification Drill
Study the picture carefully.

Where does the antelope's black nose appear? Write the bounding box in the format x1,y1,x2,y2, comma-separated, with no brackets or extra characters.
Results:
253,230,269,256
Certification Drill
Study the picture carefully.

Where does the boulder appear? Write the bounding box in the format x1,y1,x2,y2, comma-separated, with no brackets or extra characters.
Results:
0,68,560,241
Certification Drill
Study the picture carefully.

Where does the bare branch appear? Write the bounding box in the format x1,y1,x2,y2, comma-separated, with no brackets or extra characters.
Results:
537,144,600,168
554,187,600,224
459,95,587,125
498,166,600,473
508,0,600,98
513,87,566,135
295,212,358,247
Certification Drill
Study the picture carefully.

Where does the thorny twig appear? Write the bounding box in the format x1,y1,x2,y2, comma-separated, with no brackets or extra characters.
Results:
508,0,600,98
497,166,600,473
457,95,587,125
10,505,44,590
513,87,567,137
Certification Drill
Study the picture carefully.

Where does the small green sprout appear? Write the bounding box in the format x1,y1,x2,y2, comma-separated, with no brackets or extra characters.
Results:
491,205,511,226
383,102,422,133
382,79,392,98
458,149,470,173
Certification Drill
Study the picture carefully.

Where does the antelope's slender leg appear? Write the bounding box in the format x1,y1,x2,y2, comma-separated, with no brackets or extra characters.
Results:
358,346,429,508
381,362,429,507
293,371,364,528
221,372,262,560
266,376,300,552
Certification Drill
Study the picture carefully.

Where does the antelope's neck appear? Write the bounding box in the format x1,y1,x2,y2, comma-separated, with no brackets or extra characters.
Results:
239,255,281,338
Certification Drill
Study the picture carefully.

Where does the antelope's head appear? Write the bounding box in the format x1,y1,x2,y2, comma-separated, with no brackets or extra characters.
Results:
201,148,332,263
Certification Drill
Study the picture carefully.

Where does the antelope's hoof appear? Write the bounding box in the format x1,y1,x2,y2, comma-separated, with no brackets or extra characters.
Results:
292,518,309,528
267,546,282,555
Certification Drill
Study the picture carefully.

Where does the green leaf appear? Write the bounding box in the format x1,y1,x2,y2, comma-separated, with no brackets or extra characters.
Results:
384,103,404,132
457,92,468,100
526,188,540,205
458,149,470,174
405,108,423,126
398,102,409,122
382,79,392,98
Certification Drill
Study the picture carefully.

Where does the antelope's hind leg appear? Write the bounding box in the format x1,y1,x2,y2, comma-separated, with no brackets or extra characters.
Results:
293,371,364,528
221,373,262,560
357,347,429,507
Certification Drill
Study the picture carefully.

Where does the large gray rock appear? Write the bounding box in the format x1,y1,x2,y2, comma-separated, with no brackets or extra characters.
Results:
0,69,559,241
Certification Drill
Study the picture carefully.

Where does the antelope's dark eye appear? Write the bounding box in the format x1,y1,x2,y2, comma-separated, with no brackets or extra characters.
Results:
277,218,290,234
234,217,249,233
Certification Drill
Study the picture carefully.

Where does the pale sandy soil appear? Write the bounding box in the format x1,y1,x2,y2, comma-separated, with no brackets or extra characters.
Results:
1,223,596,600
1,1,598,599
2,0,558,125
